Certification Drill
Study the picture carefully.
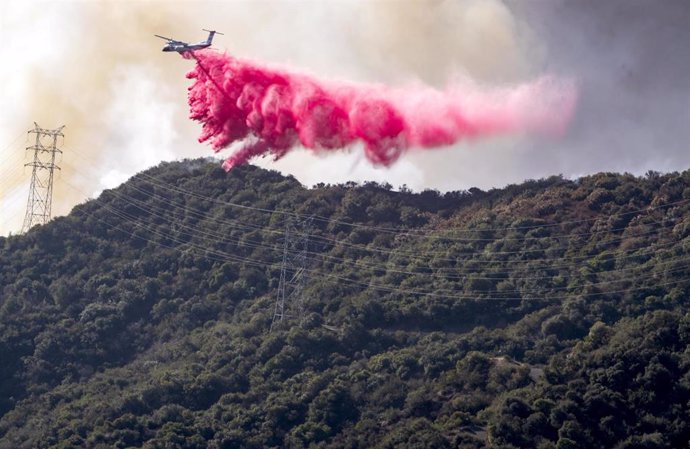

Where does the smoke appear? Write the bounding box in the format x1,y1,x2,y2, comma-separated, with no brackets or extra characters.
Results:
6,0,682,235
501,0,690,178
352,0,542,85
2,0,557,235
0,1,198,234
186,50,575,170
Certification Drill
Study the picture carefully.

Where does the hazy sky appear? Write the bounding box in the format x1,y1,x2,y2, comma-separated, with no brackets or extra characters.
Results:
1,0,688,235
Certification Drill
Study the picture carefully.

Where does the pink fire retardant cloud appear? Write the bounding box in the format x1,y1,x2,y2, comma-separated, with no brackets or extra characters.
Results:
185,50,577,170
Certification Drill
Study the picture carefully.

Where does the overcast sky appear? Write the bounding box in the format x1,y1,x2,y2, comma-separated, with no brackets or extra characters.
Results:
1,0,688,235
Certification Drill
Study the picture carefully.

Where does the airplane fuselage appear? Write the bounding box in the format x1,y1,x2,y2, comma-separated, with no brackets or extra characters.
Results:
162,42,211,52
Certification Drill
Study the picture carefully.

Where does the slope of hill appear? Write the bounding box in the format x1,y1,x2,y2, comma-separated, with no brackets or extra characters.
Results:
1,160,689,449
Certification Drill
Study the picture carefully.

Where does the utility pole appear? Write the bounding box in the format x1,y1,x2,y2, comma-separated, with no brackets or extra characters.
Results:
21,123,64,233
270,217,313,331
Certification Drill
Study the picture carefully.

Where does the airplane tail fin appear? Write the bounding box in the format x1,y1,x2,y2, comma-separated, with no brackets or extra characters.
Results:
202,29,224,45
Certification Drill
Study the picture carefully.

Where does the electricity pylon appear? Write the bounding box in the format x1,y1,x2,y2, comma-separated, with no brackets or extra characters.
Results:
21,123,64,233
271,217,313,331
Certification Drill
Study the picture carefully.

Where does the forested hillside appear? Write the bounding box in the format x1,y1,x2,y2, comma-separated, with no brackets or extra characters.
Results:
1,160,689,449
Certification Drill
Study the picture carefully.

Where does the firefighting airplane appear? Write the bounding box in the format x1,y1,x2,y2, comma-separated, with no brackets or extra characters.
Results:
154,29,224,53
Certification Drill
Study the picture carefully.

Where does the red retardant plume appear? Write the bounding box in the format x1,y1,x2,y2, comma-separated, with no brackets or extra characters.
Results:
186,50,577,170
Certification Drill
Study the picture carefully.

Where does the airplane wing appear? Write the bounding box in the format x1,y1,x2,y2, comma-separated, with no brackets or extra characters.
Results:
154,34,175,42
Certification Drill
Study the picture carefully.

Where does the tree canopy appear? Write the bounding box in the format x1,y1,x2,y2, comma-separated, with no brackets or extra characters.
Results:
1,160,689,448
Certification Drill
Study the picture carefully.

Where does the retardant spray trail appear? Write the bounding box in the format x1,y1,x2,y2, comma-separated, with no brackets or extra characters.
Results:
186,50,577,170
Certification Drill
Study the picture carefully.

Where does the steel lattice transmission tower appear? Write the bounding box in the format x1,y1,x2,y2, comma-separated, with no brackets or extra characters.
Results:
271,217,313,331
21,123,64,233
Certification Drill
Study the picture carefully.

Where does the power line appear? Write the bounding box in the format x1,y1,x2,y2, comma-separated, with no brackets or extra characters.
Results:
0,130,27,160
61,178,690,302
87,180,690,284
0,131,29,234
58,157,690,282
90,172,684,267
68,192,690,303
98,201,690,296
49,148,682,300
57,156,684,267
